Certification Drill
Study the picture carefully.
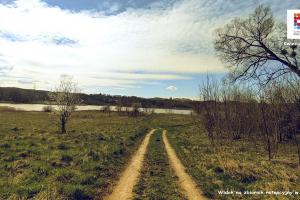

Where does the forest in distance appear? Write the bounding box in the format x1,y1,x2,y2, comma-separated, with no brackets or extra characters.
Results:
0,87,198,110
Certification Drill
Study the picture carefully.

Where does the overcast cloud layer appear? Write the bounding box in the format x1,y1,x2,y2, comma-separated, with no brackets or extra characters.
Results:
0,0,298,95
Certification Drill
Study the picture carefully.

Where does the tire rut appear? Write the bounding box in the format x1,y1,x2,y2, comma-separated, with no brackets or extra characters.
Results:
103,129,155,200
163,130,207,200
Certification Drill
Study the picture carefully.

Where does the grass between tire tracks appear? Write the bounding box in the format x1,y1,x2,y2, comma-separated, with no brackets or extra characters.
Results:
133,129,186,200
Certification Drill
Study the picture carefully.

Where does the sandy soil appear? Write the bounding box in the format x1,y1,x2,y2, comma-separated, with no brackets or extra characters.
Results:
103,129,155,200
163,130,207,200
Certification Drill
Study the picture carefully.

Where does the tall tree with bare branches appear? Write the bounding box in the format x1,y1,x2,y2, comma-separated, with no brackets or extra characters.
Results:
215,5,300,85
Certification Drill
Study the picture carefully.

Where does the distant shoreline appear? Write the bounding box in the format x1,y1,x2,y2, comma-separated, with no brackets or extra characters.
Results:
0,87,198,110
0,103,194,115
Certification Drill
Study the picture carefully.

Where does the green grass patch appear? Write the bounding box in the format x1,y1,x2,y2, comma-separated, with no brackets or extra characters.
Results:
0,111,149,199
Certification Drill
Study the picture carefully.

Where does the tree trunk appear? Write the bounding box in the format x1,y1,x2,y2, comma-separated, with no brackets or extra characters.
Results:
261,104,273,161
293,129,300,166
61,115,66,133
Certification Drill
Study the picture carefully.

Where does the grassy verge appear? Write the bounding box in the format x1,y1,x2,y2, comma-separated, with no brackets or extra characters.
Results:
133,129,185,200
0,111,149,199
167,123,300,200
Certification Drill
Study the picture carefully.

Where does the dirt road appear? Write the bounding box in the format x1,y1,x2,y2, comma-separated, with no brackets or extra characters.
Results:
104,129,155,200
163,130,207,200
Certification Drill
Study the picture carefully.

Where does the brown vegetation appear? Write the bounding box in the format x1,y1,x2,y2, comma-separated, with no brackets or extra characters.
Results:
196,76,300,165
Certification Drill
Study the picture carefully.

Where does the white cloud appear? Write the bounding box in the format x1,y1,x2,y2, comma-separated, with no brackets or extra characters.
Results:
0,0,296,92
166,85,178,91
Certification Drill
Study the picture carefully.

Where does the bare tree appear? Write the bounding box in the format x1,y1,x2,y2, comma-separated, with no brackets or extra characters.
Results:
259,86,280,160
116,100,123,115
284,77,300,165
198,75,221,143
49,76,82,133
102,105,112,116
130,102,142,117
215,5,300,86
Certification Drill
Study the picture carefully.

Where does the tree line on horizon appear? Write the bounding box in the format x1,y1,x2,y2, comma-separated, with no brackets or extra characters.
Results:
0,86,197,109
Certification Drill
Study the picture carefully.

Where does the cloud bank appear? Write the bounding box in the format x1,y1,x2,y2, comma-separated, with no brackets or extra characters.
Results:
0,0,296,93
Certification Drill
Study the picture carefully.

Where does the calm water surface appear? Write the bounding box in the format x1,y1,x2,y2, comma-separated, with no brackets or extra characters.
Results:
0,103,193,115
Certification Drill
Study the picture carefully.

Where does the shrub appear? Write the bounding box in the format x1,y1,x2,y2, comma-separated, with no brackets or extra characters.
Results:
0,143,10,148
128,102,143,117
42,105,53,112
61,155,73,163
71,188,92,200
19,151,29,158
58,143,69,150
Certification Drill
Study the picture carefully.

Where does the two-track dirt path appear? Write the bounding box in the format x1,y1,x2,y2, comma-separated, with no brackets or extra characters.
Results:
104,129,155,200
163,130,207,200
104,129,206,200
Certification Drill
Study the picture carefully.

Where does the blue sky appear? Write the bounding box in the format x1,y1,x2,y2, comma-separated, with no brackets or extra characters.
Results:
0,0,298,99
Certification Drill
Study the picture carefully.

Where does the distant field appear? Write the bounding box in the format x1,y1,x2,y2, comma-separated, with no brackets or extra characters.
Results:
0,111,149,199
0,110,299,199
